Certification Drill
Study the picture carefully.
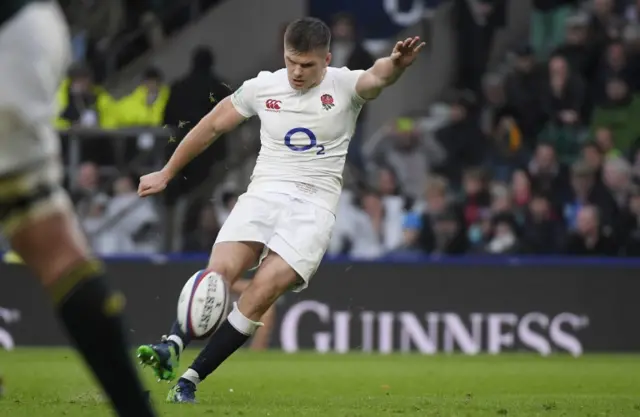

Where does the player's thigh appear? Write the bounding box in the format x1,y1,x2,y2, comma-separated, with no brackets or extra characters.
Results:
266,199,336,292
1,160,91,287
208,241,264,284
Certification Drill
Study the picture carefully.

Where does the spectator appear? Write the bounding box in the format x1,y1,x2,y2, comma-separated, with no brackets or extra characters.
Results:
71,161,109,219
564,204,619,255
98,175,160,254
590,78,640,151
602,156,633,209
619,187,640,255
530,0,579,59
55,65,116,130
484,213,521,254
329,12,375,171
376,166,412,219
528,142,571,206
593,126,622,158
434,93,487,185
183,204,220,252
162,46,233,204
553,13,599,83
521,194,566,253
511,169,533,217
592,41,632,105
581,141,605,178
329,189,404,259
461,167,493,248
504,45,546,144
587,0,624,49
481,73,526,181
115,67,170,127
538,55,587,163
215,190,239,227
563,160,618,231
372,117,445,200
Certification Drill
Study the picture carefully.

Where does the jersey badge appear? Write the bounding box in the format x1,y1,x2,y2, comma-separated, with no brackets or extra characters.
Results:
321,94,335,111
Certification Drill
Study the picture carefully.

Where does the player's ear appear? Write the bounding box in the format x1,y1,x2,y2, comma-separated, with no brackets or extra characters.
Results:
325,52,332,67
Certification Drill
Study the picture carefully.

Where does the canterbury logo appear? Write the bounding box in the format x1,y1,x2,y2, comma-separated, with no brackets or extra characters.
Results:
265,99,282,111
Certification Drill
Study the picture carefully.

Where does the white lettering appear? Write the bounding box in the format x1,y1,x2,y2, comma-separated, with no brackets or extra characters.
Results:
398,312,438,353
378,312,395,354
443,313,482,354
0,327,14,351
383,0,425,26
487,313,518,354
279,300,330,353
333,312,351,353
518,312,551,356
550,313,589,357
360,311,375,353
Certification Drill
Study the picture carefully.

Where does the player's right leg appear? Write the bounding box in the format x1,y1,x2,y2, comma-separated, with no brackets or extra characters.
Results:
137,240,263,381
0,3,157,416
231,279,276,351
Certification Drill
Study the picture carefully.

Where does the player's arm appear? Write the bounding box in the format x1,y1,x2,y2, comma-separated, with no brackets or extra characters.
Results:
138,97,248,197
161,97,244,179
355,36,426,101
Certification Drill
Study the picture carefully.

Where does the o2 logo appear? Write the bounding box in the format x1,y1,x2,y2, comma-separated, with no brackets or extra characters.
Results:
284,127,325,155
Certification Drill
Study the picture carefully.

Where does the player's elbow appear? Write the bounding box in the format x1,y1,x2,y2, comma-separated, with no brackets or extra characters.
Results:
205,97,242,137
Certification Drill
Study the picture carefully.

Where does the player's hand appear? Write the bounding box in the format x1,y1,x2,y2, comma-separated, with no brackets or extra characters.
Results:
138,170,171,197
390,36,426,68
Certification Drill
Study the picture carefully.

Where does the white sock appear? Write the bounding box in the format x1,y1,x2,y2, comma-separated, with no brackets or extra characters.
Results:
227,302,263,336
182,368,201,385
167,335,184,355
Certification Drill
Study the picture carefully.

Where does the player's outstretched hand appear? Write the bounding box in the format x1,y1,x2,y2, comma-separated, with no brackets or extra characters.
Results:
138,170,170,197
390,36,426,68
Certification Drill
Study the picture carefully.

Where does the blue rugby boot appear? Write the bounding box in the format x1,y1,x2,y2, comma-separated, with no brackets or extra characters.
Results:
166,378,197,403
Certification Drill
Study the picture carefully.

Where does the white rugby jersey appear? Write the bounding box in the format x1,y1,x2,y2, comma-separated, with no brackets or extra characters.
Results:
230,66,366,213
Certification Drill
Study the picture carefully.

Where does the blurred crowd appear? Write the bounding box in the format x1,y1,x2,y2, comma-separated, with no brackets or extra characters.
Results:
328,0,640,258
30,1,640,259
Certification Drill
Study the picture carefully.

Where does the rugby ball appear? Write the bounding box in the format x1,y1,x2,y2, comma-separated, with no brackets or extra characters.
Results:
177,270,229,340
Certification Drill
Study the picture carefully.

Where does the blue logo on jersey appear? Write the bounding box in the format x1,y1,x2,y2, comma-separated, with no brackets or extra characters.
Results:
285,127,325,155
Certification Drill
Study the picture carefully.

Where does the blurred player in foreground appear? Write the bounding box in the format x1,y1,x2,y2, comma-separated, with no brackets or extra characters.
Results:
136,17,425,403
0,1,157,415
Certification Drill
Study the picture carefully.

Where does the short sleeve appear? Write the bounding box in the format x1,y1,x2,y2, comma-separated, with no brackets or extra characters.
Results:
334,67,366,105
230,77,259,118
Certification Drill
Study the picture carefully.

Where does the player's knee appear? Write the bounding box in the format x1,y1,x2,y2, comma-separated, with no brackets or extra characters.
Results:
206,261,239,287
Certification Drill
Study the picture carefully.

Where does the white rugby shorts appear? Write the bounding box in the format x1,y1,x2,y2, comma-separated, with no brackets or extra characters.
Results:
0,1,70,175
215,191,336,291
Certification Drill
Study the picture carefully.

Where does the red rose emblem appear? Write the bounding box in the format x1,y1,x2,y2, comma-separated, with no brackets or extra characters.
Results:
321,94,333,105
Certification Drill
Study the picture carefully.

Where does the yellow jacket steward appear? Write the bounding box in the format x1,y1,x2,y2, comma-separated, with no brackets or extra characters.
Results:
114,85,171,127
54,78,118,129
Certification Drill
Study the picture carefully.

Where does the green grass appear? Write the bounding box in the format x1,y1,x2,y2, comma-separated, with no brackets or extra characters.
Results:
0,349,638,416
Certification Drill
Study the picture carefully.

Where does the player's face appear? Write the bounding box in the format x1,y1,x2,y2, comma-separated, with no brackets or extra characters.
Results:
284,47,331,90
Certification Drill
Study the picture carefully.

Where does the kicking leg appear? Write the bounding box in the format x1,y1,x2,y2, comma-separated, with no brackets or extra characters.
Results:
137,241,262,382
169,251,297,403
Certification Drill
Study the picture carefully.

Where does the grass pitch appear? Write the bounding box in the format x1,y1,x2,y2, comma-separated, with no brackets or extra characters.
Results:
0,348,638,416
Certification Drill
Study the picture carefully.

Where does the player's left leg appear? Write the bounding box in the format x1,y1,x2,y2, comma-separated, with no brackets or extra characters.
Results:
168,251,299,403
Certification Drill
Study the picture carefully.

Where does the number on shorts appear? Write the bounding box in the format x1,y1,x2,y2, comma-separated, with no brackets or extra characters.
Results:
284,127,324,155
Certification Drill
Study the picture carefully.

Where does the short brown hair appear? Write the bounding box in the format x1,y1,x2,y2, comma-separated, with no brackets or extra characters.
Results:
285,17,331,53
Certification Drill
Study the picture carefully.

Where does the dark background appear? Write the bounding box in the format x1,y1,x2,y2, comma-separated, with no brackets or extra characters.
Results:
1,259,639,353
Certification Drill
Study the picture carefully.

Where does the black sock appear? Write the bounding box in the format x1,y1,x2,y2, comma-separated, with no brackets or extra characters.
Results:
189,320,250,381
51,260,156,417
168,320,192,354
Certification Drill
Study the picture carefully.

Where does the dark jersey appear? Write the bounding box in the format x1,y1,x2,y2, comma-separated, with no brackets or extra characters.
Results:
0,0,49,29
